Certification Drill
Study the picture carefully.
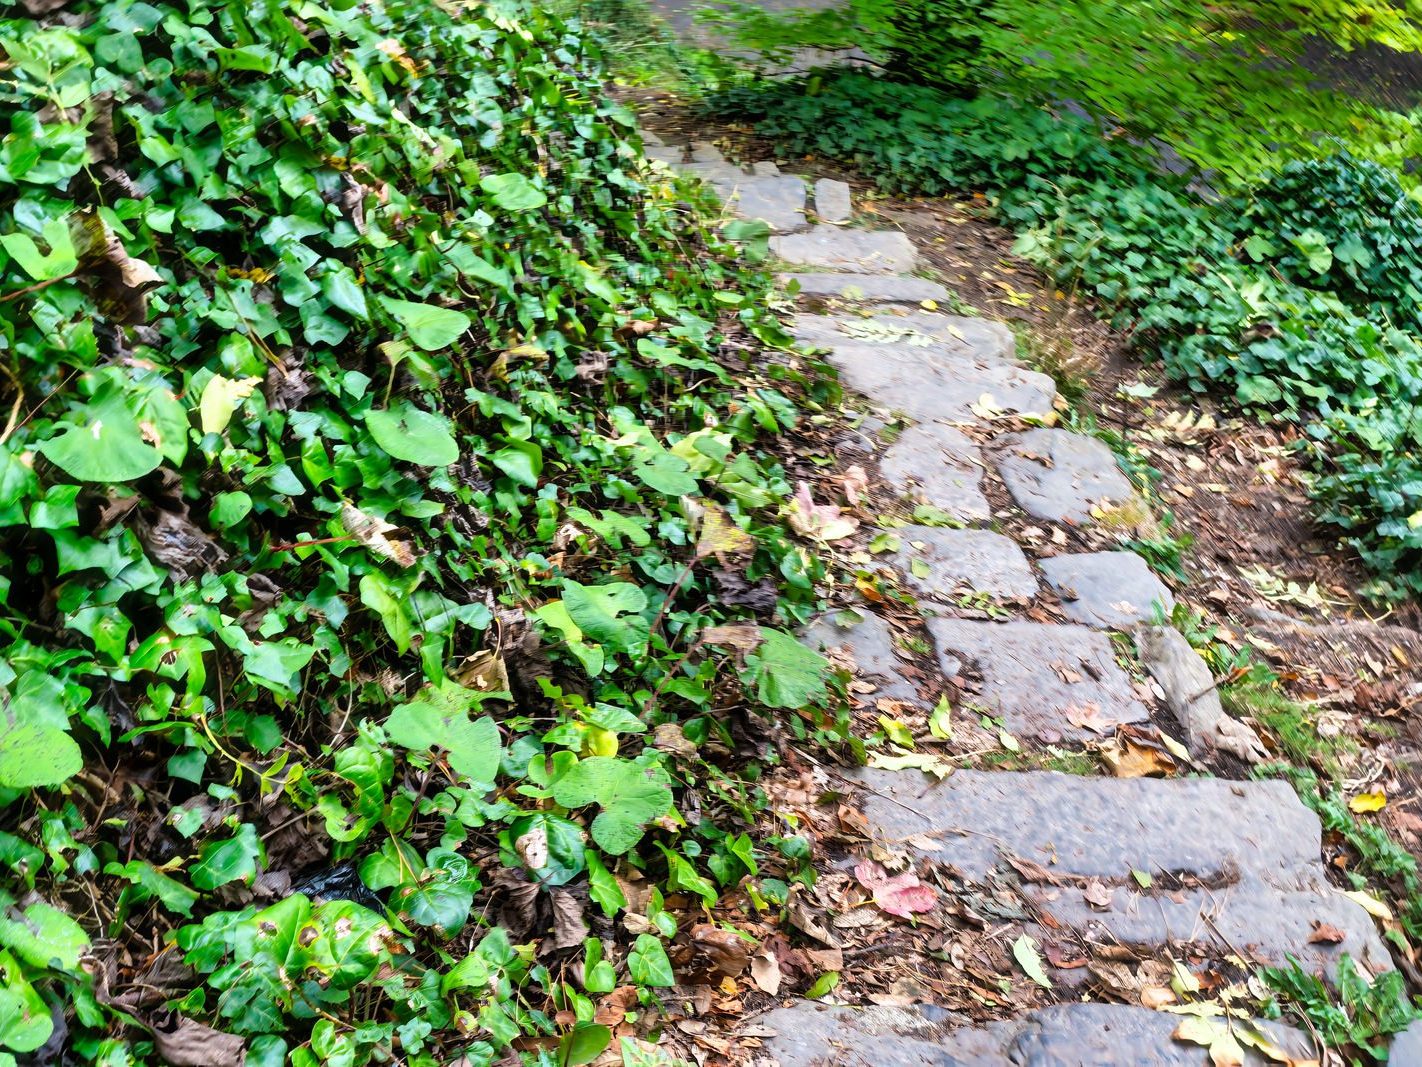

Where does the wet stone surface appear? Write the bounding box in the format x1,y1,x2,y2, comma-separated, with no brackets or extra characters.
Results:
878,423,991,522
1039,550,1175,628
993,428,1137,524
890,527,1038,601
927,618,1150,740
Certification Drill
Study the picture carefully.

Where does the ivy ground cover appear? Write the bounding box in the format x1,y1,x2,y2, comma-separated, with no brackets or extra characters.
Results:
0,1,840,1062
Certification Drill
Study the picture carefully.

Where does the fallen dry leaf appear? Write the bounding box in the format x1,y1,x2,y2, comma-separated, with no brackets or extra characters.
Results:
786,481,859,542
748,950,781,995
151,1016,245,1067
853,860,938,918
1307,922,1346,945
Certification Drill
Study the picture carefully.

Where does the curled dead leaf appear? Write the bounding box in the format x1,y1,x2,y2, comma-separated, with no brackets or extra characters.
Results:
341,503,416,567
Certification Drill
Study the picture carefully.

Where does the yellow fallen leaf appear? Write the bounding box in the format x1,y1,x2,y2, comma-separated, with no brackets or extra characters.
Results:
1349,790,1386,813
1342,889,1394,921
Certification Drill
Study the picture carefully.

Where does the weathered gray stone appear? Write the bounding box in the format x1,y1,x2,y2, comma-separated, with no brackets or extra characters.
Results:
926,619,1150,739
878,424,990,522
640,130,665,146
993,428,1136,524
851,768,1392,976
1390,1020,1422,1065
668,160,747,200
793,341,1057,424
724,174,806,232
781,272,952,305
792,311,1016,364
1134,625,1268,762
800,610,924,709
1039,551,1175,628
690,141,723,162
751,160,781,176
643,145,684,166
891,527,1038,601
771,226,918,274
814,177,853,223
753,1002,1314,1066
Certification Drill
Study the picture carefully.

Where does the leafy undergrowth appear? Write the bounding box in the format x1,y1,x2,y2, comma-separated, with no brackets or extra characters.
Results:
706,71,1422,603
0,1,848,1063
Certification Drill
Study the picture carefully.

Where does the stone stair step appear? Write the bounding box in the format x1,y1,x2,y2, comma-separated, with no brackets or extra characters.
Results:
792,311,1017,364
753,1002,1314,1066
781,272,952,305
800,610,926,712
771,225,918,273
723,174,807,233
928,618,1151,740
889,527,1038,601
993,428,1137,524
1039,550,1175,629
813,177,853,223
879,423,991,522
852,768,1391,977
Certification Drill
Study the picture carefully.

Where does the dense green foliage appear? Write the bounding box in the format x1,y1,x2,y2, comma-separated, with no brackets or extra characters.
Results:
711,71,1422,598
0,0,839,1062
706,0,1422,185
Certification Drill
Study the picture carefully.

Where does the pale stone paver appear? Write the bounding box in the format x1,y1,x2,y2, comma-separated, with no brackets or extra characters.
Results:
780,272,951,304
890,527,1038,601
814,177,853,223
753,1002,1314,1067
791,310,1017,364
770,226,918,273
723,174,807,232
993,427,1137,523
1039,550,1175,628
878,423,990,521
927,618,1150,739
853,769,1392,977
1134,626,1269,762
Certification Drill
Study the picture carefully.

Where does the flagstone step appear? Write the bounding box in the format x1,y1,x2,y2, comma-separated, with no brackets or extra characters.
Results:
852,769,1392,978
771,226,919,273
1039,550,1176,629
993,428,1138,524
889,527,1038,601
781,272,952,305
791,311,1017,364
878,423,991,522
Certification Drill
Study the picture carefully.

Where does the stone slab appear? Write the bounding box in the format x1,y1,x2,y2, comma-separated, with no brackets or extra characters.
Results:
792,312,1016,365
1039,550,1175,628
724,174,806,232
1390,1021,1422,1065
994,428,1136,524
926,618,1150,739
753,1002,1314,1067
851,769,1392,976
690,141,723,162
751,160,781,176
669,160,745,199
878,424,990,522
890,527,1038,600
643,145,684,166
800,610,924,709
781,272,952,305
1134,625,1267,762
814,177,853,223
771,225,918,274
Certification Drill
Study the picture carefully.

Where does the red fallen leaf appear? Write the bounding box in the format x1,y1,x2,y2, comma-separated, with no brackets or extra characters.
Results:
854,860,938,918
1308,922,1346,945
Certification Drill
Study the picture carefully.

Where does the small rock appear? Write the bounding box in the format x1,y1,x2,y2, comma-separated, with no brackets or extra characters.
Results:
814,177,853,223
640,129,665,146
1133,625,1268,762
890,527,1038,600
770,226,918,274
750,160,781,176
780,272,951,305
1039,550,1175,628
993,428,1136,524
878,423,990,522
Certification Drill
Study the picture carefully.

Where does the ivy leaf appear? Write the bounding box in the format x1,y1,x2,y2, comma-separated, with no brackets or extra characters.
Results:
392,848,479,936
385,695,502,785
584,850,626,917
366,402,459,467
381,297,471,351
559,1024,611,1067
480,172,548,211
0,723,83,789
0,902,88,971
742,628,828,709
561,580,649,657
106,860,200,917
199,374,261,435
627,934,675,987
189,824,263,891
38,389,162,483
506,812,587,887
552,757,673,855
0,950,52,1054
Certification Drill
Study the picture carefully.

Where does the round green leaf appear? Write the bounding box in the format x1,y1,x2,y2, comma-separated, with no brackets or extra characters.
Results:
480,172,547,211
552,757,673,855
38,412,161,483
381,296,471,351
0,724,82,789
366,403,459,467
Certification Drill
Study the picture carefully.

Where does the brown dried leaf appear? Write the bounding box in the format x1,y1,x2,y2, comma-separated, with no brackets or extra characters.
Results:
151,1017,245,1067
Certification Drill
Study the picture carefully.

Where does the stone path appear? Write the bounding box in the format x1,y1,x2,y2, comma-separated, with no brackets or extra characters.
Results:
641,134,1399,1064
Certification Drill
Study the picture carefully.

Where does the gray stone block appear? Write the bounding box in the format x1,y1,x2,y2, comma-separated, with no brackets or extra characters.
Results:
851,769,1392,977
890,527,1038,600
771,226,918,274
993,428,1136,524
926,618,1150,739
879,424,991,522
1389,1020,1422,1065
781,272,952,305
814,177,853,223
792,312,1016,364
751,160,781,176
690,141,723,162
800,610,924,709
1039,550,1175,628
1134,626,1268,762
724,174,807,232
752,1002,1315,1066
643,145,683,166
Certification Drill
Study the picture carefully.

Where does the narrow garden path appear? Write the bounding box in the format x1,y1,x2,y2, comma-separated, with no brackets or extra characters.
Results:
640,134,1421,1064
